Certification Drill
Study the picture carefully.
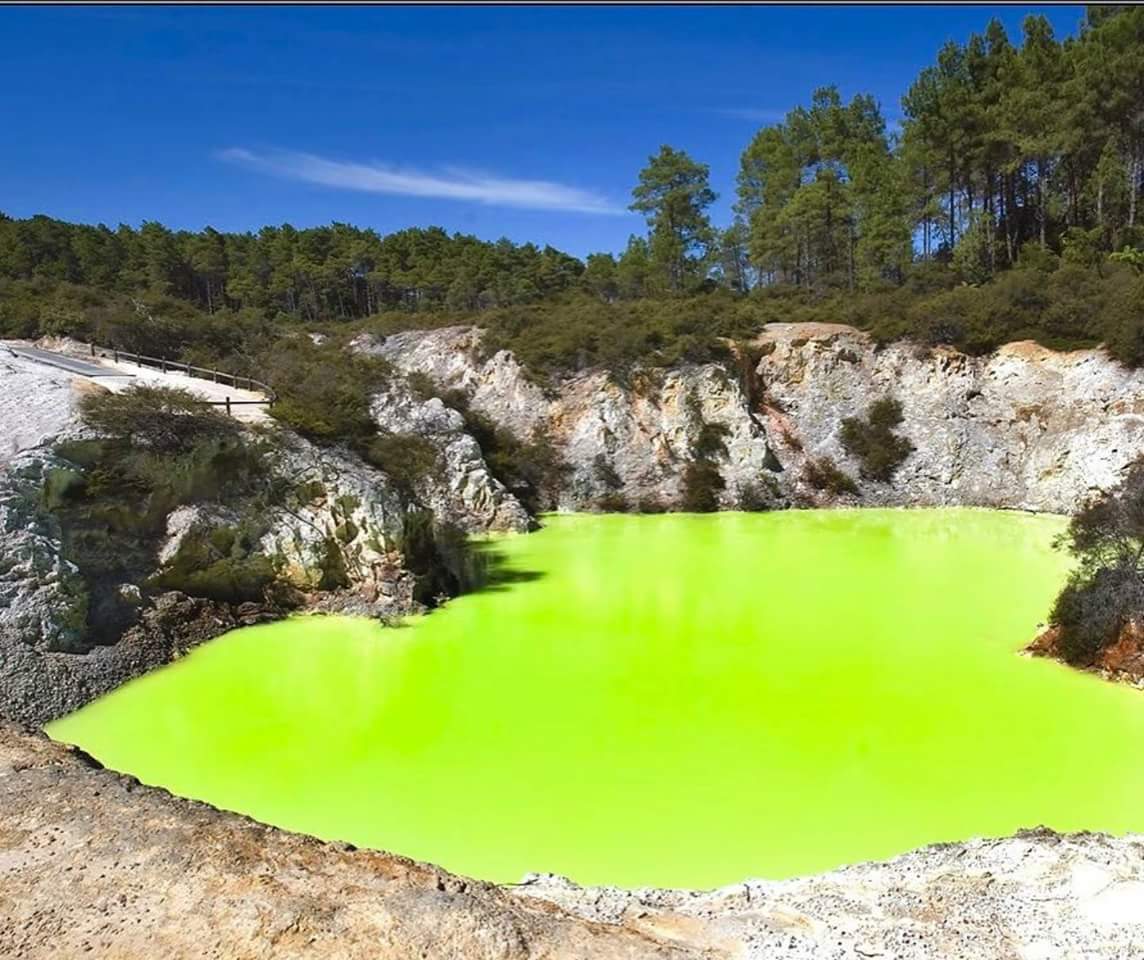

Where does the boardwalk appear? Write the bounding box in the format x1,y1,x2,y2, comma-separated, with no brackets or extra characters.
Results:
2,340,272,423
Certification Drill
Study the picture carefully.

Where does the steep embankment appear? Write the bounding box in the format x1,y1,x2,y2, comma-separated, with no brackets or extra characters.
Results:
362,322,1144,514
2,726,1141,960
0,349,528,727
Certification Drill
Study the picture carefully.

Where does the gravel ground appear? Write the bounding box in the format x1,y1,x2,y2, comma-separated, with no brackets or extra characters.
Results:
0,351,79,465
0,340,269,455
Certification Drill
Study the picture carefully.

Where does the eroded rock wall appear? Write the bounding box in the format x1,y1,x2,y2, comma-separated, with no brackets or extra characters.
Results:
360,327,779,510
368,379,531,533
755,322,1144,512
0,350,525,725
364,323,1144,514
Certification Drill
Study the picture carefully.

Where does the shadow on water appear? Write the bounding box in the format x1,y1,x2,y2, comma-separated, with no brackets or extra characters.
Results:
464,539,544,596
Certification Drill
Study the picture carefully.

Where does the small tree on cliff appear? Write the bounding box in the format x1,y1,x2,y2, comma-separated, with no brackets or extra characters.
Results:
1050,458,1144,664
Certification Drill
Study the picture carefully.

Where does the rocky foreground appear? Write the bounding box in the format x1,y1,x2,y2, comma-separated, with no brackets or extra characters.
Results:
1,724,1142,960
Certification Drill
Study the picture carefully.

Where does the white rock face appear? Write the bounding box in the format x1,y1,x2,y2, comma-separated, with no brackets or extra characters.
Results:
756,323,1144,512
518,829,1144,960
362,328,779,510
0,351,85,467
549,364,775,509
362,327,550,437
158,504,243,565
365,322,1144,513
0,452,88,653
259,435,412,599
368,381,531,533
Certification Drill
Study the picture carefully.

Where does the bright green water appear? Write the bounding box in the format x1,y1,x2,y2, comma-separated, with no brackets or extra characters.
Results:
47,510,1144,889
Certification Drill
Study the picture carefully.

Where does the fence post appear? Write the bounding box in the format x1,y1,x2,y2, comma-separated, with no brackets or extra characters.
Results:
89,343,95,358
225,396,232,417
113,349,119,364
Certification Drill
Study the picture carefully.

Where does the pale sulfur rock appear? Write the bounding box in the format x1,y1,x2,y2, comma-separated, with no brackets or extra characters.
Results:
3,730,1144,960
0,451,89,653
362,322,1144,514
368,379,531,533
357,326,550,437
755,322,1144,512
359,327,781,510
157,503,243,565
517,829,1144,959
0,349,86,466
259,434,411,599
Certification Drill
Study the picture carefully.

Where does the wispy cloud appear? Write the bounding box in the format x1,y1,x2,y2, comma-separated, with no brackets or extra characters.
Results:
713,107,789,124
217,147,625,215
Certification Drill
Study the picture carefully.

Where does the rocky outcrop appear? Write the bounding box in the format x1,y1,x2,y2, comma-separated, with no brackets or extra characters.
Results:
3,724,1143,959
0,344,528,726
0,436,432,726
368,379,531,533
521,827,1144,959
755,323,1144,512
259,435,414,598
363,323,1144,514
0,592,279,728
1028,621,1144,688
360,327,781,511
0,451,89,655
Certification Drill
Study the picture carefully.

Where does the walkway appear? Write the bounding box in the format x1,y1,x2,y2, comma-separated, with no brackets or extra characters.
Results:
2,340,272,423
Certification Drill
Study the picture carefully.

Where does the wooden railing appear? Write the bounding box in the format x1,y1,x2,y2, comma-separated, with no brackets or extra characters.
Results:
86,342,276,412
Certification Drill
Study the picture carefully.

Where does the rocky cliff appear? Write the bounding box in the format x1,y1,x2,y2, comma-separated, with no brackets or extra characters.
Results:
755,323,1144,512
364,322,1144,514
0,351,527,726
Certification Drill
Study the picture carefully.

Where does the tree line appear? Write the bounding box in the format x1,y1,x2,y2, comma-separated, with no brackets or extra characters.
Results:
615,6,1144,295
0,217,585,321
4,6,1144,369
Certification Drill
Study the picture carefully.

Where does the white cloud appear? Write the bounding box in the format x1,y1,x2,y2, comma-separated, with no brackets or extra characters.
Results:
217,147,625,215
713,107,789,124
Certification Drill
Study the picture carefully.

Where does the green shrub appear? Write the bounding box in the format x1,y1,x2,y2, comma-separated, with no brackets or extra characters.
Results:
362,432,441,497
593,492,630,513
803,457,859,495
736,477,780,511
79,384,240,454
1050,567,1139,666
1048,458,1144,663
264,340,391,443
840,397,914,482
680,460,725,512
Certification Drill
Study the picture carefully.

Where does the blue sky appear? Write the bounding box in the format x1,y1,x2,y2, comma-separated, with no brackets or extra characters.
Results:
3,4,1085,258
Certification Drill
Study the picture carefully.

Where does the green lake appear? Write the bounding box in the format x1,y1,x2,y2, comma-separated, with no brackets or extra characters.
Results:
46,509,1144,889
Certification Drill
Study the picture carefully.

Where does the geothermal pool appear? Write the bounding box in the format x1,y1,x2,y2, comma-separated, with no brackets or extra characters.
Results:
47,510,1144,889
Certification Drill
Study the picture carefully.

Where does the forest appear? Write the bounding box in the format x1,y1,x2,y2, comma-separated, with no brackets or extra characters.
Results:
4,5,1144,373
